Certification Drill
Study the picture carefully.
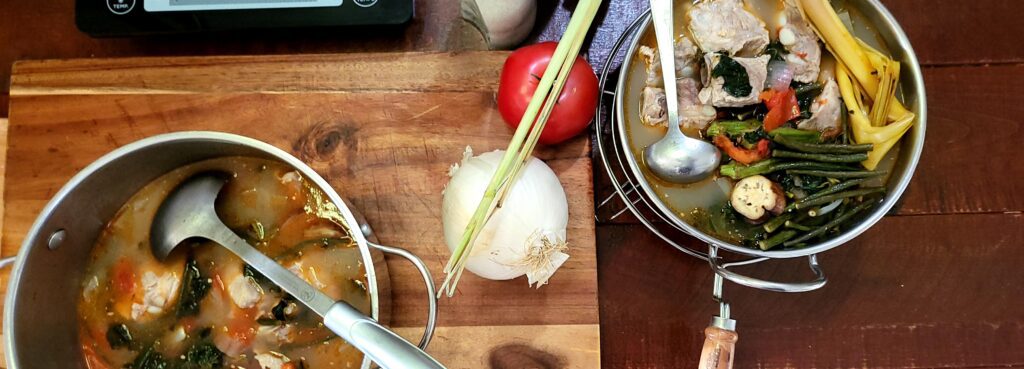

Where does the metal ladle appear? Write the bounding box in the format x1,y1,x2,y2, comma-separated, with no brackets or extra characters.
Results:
642,0,721,183
150,173,446,369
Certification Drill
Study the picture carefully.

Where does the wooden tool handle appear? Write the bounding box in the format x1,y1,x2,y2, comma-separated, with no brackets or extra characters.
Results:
697,326,738,369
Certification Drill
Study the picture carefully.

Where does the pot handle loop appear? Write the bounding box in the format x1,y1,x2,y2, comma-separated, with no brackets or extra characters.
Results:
707,245,827,293
367,242,438,349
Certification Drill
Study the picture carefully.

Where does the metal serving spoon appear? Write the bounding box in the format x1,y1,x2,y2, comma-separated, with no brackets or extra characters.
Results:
643,0,721,183
151,173,446,369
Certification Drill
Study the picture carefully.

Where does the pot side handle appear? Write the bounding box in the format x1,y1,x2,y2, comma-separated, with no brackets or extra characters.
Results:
708,245,827,293
367,241,438,350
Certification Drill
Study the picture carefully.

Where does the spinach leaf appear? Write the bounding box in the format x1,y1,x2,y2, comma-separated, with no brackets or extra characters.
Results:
271,295,297,322
106,323,132,349
792,81,823,119
176,257,210,318
180,341,224,369
712,54,753,98
764,41,788,63
129,345,169,369
741,127,769,148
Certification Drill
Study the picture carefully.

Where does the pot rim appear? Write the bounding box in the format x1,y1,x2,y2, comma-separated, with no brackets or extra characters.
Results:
613,0,927,259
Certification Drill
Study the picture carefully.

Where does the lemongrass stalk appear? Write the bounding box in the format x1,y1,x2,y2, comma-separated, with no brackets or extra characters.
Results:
799,0,912,120
502,0,599,202
799,0,875,93
857,38,913,121
448,1,599,295
440,0,601,297
837,63,914,169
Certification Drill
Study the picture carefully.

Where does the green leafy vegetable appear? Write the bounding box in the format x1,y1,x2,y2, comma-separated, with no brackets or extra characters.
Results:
792,81,823,119
706,120,761,138
176,257,211,318
106,323,132,349
765,41,788,63
271,295,297,322
712,54,752,97
180,341,224,369
130,345,169,369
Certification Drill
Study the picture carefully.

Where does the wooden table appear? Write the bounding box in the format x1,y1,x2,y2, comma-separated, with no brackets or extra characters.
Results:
2,0,1023,368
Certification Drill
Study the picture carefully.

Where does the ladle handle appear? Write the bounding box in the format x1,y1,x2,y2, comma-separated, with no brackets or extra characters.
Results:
650,0,681,130
324,302,447,369
697,326,738,369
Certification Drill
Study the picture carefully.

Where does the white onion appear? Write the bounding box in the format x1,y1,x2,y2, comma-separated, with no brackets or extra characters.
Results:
766,59,794,92
442,147,569,287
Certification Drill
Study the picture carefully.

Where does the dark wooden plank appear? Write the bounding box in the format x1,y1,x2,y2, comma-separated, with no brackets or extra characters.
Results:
596,64,1024,224
598,213,1024,368
0,0,467,117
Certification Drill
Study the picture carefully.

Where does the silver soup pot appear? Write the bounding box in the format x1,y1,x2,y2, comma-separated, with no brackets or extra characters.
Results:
614,0,926,291
4,131,438,369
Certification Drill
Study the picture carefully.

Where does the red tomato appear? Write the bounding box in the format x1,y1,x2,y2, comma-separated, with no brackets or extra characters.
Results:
110,258,136,296
713,135,771,165
760,88,801,131
497,42,599,145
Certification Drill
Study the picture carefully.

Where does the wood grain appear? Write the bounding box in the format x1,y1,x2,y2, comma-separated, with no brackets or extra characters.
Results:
2,53,599,366
10,52,508,95
597,212,1024,368
393,324,601,369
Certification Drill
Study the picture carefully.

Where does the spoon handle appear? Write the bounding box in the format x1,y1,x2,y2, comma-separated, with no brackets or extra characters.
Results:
205,226,446,369
650,0,681,131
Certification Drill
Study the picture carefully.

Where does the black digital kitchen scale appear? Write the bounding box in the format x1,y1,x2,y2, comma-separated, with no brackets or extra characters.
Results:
77,0,413,37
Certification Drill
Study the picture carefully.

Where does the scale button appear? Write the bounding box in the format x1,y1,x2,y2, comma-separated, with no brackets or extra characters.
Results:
353,0,377,7
107,0,135,15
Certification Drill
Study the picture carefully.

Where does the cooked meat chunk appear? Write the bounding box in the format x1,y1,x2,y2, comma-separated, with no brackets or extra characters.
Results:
638,36,716,129
130,270,182,321
255,352,292,369
639,36,701,86
699,54,770,107
688,0,770,57
797,78,843,138
779,0,822,83
641,86,668,126
227,274,264,309
256,324,297,345
677,78,718,129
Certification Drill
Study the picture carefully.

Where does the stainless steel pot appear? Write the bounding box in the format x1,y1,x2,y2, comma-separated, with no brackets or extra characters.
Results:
614,0,926,292
3,131,439,369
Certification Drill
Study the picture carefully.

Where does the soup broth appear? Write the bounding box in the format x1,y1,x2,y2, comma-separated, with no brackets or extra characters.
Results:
77,157,370,369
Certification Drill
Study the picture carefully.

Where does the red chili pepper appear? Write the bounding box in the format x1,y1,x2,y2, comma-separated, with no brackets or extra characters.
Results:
714,135,771,164
760,88,801,132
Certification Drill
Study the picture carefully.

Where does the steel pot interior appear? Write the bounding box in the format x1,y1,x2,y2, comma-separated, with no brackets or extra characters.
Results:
615,0,926,258
4,132,386,369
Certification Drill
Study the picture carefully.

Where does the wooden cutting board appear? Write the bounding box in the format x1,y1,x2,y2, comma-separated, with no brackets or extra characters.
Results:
0,52,599,368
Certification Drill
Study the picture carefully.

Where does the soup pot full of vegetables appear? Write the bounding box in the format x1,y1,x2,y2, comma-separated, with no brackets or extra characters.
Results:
616,0,925,289
4,132,438,369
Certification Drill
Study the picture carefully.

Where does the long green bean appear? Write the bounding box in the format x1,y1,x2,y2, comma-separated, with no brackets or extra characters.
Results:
793,187,885,210
768,128,821,143
784,221,813,231
783,199,879,247
773,150,869,163
759,230,799,250
763,213,794,233
773,136,874,154
786,169,886,179
721,160,855,179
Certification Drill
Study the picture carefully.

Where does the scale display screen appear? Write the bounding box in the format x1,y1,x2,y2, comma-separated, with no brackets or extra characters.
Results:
145,0,344,12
